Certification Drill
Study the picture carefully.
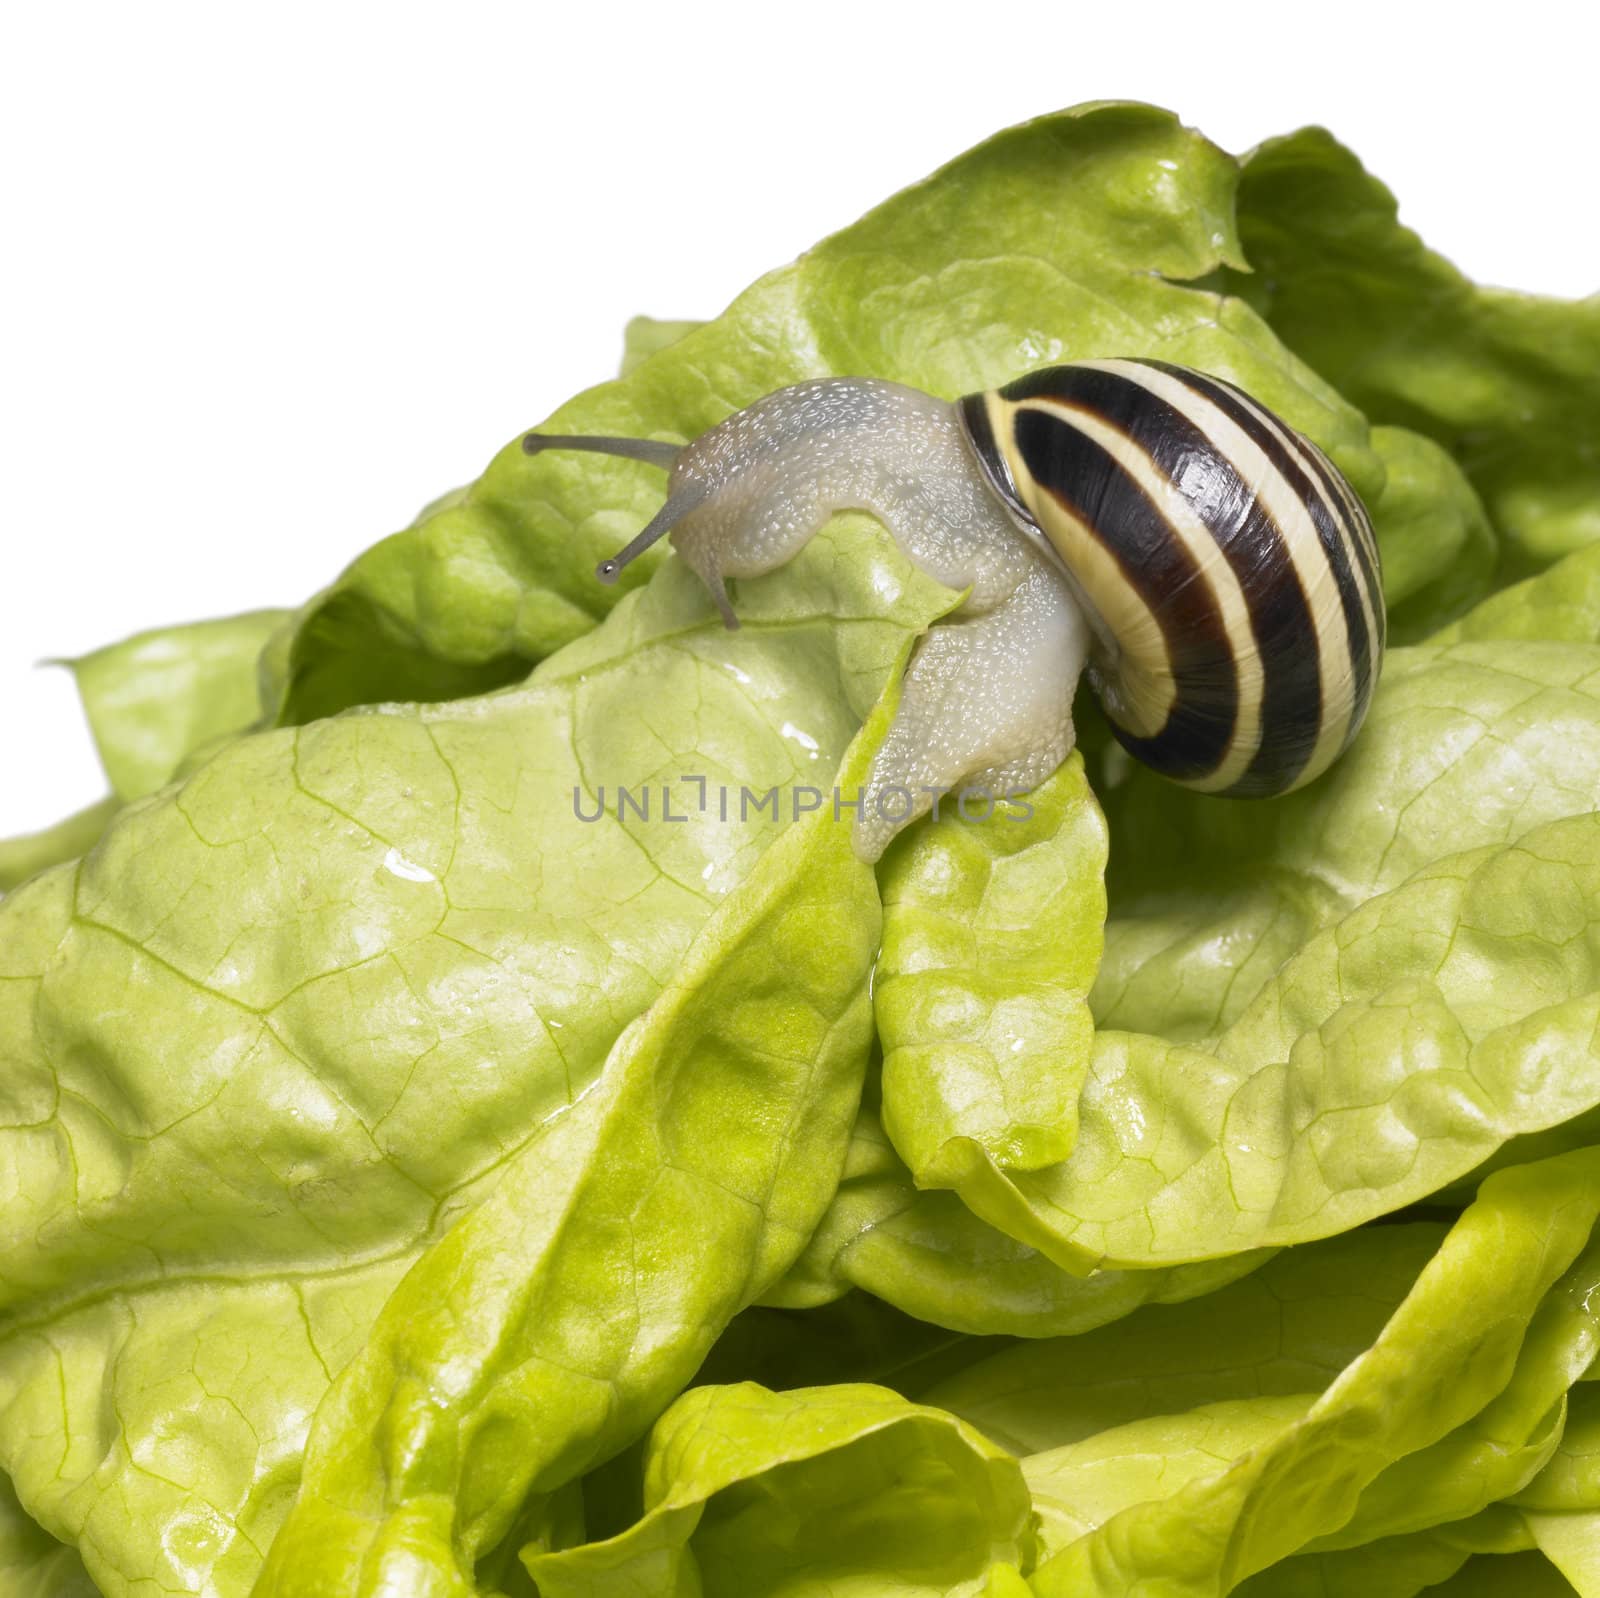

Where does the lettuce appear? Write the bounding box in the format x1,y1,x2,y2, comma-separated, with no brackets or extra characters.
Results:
0,1470,97,1597
0,530,949,1595
3,100,1599,1596
0,611,287,891
254,676,915,1595
63,610,291,802
0,798,118,895
522,1383,1034,1595
1023,1150,1600,1594
1219,126,1600,577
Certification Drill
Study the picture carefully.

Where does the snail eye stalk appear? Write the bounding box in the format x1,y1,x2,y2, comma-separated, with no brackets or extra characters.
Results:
521,433,683,471
520,431,705,591
592,485,712,588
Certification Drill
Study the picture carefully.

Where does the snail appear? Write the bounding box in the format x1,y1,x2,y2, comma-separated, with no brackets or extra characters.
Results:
524,359,1384,860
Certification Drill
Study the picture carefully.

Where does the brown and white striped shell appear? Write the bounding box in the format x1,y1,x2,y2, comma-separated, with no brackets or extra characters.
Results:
959,358,1383,797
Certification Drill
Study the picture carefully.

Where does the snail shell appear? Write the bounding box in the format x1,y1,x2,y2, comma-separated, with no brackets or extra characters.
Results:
958,359,1384,798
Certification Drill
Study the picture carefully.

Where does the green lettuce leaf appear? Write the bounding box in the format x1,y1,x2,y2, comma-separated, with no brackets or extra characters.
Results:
1021,1399,1550,1596
1518,1387,1600,1513
1223,125,1600,576
923,1211,1595,1582
875,801,1600,1273
1233,1510,1534,1598
918,1223,1443,1455
618,316,704,378
0,526,949,1598
1307,1235,1600,1551
271,103,1384,725
521,1382,1034,1596
1524,1513,1600,1597
1027,1148,1600,1595
253,672,910,1594
0,1472,98,1598
1367,425,1497,641
1512,1390,1600,1597
63,610,289,802
979,818,1600,1266
832,624,1600,1284
2,612,289,900
1096,640,1600,1042
1024,1392,1316,1555
769,1090,1271,1337
876,754,1106,1202
1434,544,1600,647
0,797,118,896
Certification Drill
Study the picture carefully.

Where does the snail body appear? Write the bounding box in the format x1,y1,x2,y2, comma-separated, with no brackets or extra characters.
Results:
525,358,1384,859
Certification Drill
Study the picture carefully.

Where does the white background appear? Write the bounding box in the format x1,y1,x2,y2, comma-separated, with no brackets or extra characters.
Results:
2,1,1596,837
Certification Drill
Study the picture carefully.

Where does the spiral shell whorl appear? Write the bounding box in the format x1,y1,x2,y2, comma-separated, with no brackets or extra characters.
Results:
960,358,1383,798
